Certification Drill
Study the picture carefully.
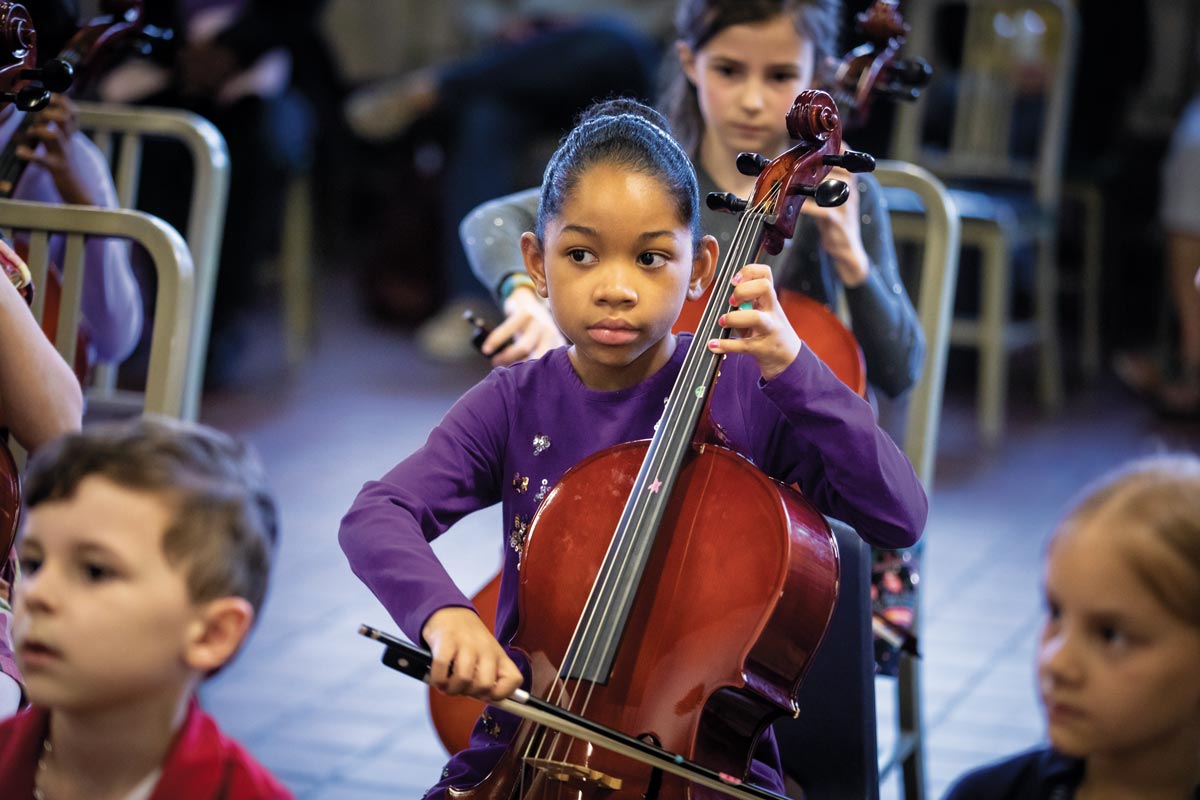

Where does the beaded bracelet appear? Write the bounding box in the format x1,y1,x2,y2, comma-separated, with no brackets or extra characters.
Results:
498,272,536,301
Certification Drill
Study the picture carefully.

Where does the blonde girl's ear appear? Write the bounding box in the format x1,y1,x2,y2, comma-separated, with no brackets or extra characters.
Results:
676,40,699,86
688,234,719,301
520,231,550,298
183,597,255,674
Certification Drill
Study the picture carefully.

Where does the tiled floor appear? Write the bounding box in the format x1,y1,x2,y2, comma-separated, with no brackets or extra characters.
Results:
194,286,1199,800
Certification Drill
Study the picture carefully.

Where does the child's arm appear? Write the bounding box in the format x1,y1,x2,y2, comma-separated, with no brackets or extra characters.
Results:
711,263,927,549
459,188,566,365
339,371,523,698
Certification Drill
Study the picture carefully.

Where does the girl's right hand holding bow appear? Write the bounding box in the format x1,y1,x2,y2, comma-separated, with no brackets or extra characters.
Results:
422,606,524,702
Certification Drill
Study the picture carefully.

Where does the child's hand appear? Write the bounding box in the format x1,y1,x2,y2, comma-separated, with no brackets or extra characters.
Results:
708,263,801,380
799,163,870,287
485,285,566,366
421,606,523,701
16,95,97,207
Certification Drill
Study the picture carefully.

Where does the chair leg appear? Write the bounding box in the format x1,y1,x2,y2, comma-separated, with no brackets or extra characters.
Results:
1078,187,1103,381
1035,235,1064,411
978,233,1011,447
282,174,315,367
898,655,925,800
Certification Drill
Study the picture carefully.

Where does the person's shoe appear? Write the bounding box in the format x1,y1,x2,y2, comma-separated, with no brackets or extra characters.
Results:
345,70,438,143
416,299,486,363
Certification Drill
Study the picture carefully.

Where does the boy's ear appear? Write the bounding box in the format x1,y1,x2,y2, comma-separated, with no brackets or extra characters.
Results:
688,235,719,301
676,40,698,86
183,597,255,674
520,231,549,298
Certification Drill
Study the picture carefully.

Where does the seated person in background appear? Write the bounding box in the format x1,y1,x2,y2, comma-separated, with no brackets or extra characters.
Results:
1114,89,1200,419
96,0,322,385
0,416,292,798
944,453,1200,799
1,2,145,366
344,1,667,361
0,236,83,720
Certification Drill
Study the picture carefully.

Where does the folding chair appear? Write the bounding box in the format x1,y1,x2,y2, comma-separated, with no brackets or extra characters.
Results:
74,101,229,421
0,199,194,418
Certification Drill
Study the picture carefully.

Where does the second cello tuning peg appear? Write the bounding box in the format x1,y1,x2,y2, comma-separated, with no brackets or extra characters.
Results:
6,84,48,111
790,179,850,208
29,58,74,93
735,152,770,177
706,191,748,214
822,150,876,173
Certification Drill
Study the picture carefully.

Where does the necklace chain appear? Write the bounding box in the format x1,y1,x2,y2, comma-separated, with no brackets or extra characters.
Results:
32,734,50,800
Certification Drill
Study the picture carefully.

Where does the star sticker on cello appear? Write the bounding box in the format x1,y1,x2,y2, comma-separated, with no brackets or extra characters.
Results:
648,478,662,494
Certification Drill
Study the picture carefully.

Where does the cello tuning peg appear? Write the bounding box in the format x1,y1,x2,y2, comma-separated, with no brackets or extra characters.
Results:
789,179,850,207
735,152,770,177
822,150,876,174
20,60,73,96
11,86,49,112
815,179,851,207
706,191,748,214
38,59,75,93
892,58,933,87
880,82,921,102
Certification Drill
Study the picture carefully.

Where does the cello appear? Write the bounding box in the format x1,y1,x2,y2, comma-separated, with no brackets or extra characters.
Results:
829,0,932,131
371,89,876,798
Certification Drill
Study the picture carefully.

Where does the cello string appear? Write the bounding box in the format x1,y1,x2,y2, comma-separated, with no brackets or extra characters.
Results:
518,198,761,766
549,189,773,703
529,187,780,770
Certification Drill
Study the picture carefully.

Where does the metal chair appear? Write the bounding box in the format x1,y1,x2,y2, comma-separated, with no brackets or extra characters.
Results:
73,101,230,421
887,0,1079,446
874,159,960,800
774,161,958,800
0,200,194,418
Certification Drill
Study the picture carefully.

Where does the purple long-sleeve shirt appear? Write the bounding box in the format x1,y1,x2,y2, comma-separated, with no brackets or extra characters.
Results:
2,110,144,364
340,335,927,797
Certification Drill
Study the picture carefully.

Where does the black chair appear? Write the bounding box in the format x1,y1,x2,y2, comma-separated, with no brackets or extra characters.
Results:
773,518,878,800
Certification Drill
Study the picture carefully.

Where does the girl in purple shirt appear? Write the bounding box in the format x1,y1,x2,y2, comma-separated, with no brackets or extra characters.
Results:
339,98,927,797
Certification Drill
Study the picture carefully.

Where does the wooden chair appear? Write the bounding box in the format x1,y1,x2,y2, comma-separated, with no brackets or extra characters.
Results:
73,101,229,421
0,200,194,418
887,0,1079,446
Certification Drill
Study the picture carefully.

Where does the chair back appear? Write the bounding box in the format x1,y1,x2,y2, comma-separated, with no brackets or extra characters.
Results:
876,160,961,491
0,200,194,417
74,101,230,421
890,0,1078,211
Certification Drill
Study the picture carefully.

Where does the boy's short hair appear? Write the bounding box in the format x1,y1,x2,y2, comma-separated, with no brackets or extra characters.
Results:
22,416,278,616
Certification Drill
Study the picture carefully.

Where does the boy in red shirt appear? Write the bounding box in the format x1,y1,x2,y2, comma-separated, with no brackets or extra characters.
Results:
0,416,291,799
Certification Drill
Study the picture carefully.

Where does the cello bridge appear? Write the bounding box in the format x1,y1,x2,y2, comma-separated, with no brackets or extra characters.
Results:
524,758,623,790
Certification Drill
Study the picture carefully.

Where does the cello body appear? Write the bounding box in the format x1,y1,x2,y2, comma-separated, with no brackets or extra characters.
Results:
452,442,838,798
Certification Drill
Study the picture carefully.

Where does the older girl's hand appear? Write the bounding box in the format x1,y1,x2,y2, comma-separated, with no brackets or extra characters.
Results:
15,94,96,207
799,164,870,287
484,285,566,366
707,263,801,380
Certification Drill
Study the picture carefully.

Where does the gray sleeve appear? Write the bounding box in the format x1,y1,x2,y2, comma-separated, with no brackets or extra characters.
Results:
843,173,925,399
460,187,541,305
